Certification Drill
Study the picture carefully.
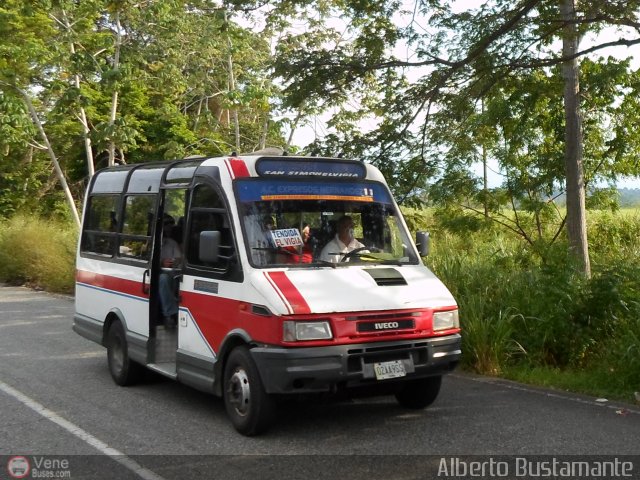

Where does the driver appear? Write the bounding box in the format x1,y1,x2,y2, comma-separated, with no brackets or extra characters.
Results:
319,215,367,263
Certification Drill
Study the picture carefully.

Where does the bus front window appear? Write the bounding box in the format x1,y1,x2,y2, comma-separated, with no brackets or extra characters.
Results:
235,179,419,268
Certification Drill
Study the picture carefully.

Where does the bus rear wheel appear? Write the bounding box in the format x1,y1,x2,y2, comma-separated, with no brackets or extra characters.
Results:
107,321,144,386
395,375,442,409
223,346,275,436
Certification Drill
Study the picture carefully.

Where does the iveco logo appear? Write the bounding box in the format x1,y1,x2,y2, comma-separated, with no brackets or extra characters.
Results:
357,319,413,333
374,321,399,330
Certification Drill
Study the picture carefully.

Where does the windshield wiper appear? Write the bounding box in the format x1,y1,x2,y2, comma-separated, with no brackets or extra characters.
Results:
349,250,409,266
380,258,411,267
378,259,407,266
314,259,337,268
252,246,297,256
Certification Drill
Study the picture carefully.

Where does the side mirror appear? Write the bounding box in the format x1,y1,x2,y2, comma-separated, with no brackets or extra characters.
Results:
199,231,221,263
416,231,430,256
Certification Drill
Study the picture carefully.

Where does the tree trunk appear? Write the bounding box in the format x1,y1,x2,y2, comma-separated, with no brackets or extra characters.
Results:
481,99,489,219
561,0,590,277
61,10,95,177
17,86,81,228
259,113,269,150
224,9,241,153
286,106,305,149
108,9,122,167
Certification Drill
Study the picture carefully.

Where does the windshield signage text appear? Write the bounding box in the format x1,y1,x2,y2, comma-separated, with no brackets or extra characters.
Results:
257,159,365,179
270,229,303,248
262,170,359,178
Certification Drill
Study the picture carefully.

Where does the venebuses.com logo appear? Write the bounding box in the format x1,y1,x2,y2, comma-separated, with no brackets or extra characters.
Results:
7,456,30,479
6,455,71,479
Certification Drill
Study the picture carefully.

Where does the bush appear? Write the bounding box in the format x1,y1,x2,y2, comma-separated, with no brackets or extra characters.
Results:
588,211,640,255
461,305,525,375
0,216,77,293
424,210,640,400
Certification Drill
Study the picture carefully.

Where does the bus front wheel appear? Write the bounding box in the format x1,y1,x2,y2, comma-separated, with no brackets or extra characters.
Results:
106,321,144,386
223,346,275,436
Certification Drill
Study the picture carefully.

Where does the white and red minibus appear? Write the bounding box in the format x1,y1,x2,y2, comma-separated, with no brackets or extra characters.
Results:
74,153,461,435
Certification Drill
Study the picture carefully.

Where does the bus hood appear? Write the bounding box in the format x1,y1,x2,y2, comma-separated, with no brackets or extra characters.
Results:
252,265,456,315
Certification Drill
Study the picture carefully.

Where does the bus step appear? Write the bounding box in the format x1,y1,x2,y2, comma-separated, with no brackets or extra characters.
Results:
147,362,177,379
155,326,177,363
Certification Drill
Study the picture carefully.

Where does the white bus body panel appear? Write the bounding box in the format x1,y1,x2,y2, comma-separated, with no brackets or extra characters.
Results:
249,265,455,316
75,257,149,336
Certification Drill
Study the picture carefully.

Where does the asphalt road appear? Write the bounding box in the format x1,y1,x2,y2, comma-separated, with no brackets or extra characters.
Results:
1,285,639,480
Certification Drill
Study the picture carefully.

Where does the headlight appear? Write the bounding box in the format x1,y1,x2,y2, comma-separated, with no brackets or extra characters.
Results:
433,310,459,331
283,321,333,341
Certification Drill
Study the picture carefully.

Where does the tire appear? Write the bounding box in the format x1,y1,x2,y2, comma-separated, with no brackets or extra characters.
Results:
223,346,275,436
395,375,442,409
106,321,144,386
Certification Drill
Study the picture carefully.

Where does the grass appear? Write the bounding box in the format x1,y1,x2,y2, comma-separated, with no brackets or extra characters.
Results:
502,365,634,402
0,216,77,294
420,208,640,404
460,306,526,375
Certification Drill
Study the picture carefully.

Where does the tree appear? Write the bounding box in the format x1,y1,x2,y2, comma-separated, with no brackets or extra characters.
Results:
0,0,81,224
561,0,589,276
271,0,640,276
48,0,106,177
0,0,287,220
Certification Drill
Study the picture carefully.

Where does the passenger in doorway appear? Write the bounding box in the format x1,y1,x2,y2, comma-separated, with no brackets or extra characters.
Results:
319,216,366,263
159,214,182,329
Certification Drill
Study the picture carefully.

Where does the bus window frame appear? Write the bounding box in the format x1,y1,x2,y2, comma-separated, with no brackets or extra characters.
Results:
182,180,244,283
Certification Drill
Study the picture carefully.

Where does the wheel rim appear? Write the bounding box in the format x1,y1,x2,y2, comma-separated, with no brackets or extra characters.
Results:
227,367,251,417
110,336,124,373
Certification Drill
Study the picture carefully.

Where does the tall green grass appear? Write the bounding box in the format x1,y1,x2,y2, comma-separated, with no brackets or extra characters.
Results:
421,209,640,402
0,216,77,294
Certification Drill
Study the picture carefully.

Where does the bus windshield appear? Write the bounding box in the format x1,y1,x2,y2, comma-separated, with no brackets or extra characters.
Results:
235,179,420,268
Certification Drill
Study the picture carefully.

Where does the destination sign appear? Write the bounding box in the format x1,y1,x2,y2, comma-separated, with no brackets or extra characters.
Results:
235,180,393,204
256,158,366,179
270,228,303,248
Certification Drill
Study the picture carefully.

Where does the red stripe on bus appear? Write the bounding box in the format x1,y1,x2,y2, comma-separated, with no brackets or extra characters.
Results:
265,271,311,314
76,269,147,298
263,271,292,314
228,158,250,178
225,158,250,179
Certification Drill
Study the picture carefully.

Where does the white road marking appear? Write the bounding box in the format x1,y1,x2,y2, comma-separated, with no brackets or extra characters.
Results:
0,380,167,480
0,321,42,328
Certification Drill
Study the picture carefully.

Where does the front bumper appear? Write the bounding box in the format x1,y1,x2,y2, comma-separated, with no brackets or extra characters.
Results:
251,334,461,394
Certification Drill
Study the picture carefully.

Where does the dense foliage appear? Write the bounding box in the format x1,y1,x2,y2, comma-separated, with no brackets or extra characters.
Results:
406,208,640,400
271,0,640,275
0,0,287,220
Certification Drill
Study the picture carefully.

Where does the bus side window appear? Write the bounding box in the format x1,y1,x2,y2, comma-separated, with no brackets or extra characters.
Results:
119,194,155,261
187,184,234,270
80,194,120,256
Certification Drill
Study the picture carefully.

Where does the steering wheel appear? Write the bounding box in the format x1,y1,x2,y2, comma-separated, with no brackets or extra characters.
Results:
340,247,369,262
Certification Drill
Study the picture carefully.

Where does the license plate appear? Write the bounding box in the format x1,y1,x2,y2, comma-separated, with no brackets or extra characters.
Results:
373,360,406,380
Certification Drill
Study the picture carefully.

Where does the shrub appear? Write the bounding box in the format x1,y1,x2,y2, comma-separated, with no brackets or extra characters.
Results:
588,211,640,255
461,305,525,375
0,216,77,293
427,217,640,372
598,316,640,398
